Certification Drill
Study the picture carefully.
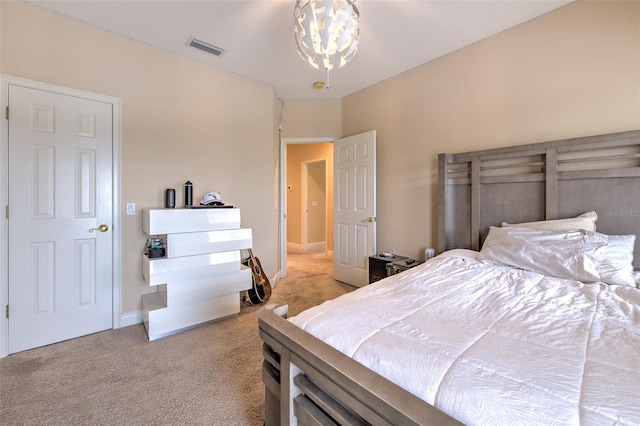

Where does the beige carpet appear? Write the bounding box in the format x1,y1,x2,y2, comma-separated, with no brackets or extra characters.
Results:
0,249,355,426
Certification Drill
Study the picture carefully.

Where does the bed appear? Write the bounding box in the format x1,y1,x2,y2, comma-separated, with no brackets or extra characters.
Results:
259,130,640,425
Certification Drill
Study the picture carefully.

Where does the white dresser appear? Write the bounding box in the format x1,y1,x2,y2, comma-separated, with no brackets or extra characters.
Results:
141,208,252,341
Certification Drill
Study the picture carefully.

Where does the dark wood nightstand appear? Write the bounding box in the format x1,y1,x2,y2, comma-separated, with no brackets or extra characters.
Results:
387,258,424,276
368,254,407,283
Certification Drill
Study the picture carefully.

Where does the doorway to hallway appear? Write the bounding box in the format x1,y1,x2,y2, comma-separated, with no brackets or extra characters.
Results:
282,140,334,278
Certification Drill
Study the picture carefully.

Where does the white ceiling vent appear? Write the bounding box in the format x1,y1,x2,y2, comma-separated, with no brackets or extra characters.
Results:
187,37,225,57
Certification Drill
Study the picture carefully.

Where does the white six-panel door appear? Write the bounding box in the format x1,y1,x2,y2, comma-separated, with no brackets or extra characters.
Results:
8,84,113,354
333,130,376,287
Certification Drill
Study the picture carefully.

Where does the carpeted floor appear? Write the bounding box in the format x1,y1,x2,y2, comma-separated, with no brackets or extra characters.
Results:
0,248,355,426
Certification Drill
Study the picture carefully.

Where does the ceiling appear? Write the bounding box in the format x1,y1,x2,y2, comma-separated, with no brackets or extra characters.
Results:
27,0,574,100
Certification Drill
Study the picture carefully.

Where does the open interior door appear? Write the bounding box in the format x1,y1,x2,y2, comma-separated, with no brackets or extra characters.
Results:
333,130,376,287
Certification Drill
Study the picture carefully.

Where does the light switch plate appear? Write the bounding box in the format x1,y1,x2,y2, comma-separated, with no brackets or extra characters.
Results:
126,203,136,215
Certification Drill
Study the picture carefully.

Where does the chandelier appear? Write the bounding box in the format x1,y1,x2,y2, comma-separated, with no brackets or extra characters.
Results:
294,0,360,87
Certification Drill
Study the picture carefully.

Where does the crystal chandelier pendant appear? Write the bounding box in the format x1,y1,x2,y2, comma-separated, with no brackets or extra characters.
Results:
294,0,360,88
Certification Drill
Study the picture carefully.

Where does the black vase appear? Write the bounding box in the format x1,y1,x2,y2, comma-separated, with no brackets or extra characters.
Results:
165,188,175,208
184,181,193,206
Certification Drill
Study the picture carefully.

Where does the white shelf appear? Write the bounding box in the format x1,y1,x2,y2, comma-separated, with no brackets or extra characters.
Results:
143,207,241,234
166,228,252,258
142,251,242,286
162,269,252,306
142,293,240,341
141,208,253,341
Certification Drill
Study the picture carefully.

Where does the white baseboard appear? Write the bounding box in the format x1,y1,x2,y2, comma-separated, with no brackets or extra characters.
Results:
287,241,327,252
287,242,302,251
119,310,142,328
270,270,281,288
305,241,326,251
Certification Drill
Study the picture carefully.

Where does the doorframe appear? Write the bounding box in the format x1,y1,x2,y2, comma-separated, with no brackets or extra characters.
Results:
0,74,122,358
280,137,336,278
301,158,327,251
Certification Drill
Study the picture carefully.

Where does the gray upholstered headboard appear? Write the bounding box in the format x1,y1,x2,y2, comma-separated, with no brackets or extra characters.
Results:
438,130,640,269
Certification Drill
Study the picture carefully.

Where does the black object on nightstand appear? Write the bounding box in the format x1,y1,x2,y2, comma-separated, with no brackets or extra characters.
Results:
368,254,407,283
387,258,424,276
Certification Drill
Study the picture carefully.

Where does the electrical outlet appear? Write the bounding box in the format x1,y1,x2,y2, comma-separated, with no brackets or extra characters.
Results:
126,203,136,215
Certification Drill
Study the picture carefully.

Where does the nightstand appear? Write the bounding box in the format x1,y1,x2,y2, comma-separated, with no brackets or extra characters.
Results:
368,254,407,283
387,258,424,276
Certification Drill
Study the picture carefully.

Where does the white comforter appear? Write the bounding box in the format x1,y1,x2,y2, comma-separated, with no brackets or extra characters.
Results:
289,250,640,425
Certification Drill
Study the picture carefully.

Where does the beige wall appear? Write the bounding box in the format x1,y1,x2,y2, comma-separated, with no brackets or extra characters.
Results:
286,143,334,250
343,0,640,261
281,99,342,139
1,2,280,314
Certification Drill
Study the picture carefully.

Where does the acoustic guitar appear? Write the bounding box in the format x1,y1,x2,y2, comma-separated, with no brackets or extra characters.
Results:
243,249,271,305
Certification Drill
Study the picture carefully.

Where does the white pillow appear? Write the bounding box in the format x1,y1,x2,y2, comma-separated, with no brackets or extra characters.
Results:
478,226,607,282
501,211,597,232
598,234,636,287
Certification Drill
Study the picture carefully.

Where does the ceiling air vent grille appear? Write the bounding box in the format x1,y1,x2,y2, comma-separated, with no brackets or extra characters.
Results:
187,37,225,56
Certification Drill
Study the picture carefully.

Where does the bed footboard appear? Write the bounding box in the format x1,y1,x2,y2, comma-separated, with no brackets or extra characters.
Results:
258,303,461,425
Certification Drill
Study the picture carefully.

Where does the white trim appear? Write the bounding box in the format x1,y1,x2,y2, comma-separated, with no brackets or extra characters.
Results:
0,79,8,358
287,242,303,251
269,271,279,289
284,137,335,143
287,241,326,252
120,310,142,328
302,161,308,249
0,75,122,357
111,89,123,331
306,241,327,251
280,137,337,277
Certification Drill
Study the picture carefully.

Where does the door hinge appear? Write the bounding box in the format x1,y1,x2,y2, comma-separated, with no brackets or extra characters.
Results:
5,205,8,219
5,106,8,120
5,305,8,319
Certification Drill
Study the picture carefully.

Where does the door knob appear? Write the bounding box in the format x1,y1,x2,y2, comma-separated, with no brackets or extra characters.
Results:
89,224,109,233
362,217,374,223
